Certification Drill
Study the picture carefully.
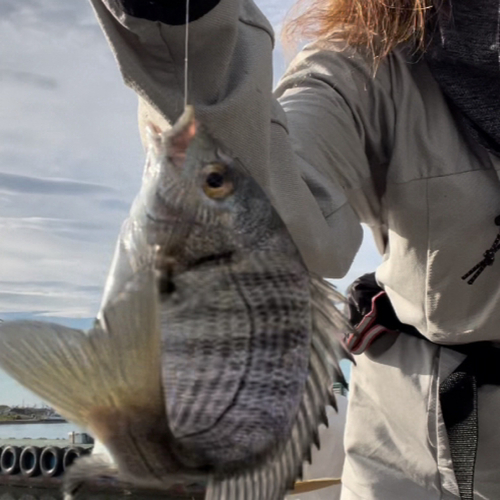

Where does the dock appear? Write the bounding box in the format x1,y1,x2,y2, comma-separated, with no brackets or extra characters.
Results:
0,439,205,499
0,438,92,449
0,419,67,426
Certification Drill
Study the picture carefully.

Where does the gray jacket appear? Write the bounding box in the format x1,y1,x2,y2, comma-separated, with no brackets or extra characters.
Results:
89,0,500,343
89,2,500,499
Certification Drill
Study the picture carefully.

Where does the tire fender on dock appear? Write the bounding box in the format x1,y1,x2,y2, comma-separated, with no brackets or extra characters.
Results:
1,446,21,475
63,446,84,471
19,446,41,477
39,446,63,477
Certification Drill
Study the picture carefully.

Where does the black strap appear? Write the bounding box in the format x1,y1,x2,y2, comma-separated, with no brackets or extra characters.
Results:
439,345,500,500
440,364,478,500
346,272,422,337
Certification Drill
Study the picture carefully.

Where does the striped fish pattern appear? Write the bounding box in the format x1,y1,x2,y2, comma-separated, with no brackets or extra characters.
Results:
0,106,352,500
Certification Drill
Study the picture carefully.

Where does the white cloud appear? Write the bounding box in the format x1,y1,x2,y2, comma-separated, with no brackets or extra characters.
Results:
0,172,115,195
0,0,381,404
0,0,381,316
0,0,143,325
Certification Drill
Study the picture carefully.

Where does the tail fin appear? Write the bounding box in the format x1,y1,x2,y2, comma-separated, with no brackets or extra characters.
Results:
0,270,163,434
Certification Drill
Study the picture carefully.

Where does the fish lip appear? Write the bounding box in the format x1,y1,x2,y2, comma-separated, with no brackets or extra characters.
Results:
190,251,233,268
155,251,234,279
145,211,235,268
145,211,184,226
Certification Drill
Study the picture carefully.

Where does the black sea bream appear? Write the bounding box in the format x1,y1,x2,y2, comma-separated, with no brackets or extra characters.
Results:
0,107,352,500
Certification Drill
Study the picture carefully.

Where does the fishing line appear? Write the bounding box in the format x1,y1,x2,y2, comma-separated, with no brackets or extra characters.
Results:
184,0,190,108
154,0,192,274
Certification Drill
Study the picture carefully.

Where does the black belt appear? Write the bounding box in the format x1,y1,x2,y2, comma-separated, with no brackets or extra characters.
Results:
346,273,500,500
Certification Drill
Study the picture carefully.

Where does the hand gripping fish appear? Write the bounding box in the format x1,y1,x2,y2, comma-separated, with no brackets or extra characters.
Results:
0,107,353,500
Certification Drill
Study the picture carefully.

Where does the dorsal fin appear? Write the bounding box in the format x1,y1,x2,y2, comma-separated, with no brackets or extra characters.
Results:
205,275,353,499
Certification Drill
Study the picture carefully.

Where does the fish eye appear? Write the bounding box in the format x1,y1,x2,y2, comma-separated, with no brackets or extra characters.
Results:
202,163,233,199
206,172,224,188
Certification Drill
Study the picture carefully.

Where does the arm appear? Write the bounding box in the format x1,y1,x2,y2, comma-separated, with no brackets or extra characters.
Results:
90,0,394,277
276,42,396,263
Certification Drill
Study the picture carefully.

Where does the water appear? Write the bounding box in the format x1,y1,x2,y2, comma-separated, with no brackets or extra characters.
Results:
0,423,83,440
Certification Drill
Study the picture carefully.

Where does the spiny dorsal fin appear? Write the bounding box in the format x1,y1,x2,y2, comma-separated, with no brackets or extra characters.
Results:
205,275,353,500
0,270,163,433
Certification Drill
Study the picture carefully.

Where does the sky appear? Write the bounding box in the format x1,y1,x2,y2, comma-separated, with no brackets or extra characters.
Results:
0,0,381,405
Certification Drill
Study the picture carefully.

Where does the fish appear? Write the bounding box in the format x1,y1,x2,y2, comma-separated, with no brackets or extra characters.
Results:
0,106,353,500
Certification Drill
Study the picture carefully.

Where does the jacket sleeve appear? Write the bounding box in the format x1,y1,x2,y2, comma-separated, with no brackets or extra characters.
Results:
89,0,395,278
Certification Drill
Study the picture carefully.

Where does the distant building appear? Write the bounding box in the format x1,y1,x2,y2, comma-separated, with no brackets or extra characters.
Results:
9,407,31,416
332,382,348,398
0,405,10,415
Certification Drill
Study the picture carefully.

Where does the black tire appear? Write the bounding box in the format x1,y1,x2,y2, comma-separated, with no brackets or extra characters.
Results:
1,445,21,475
19,446,41,477
63,446,84,471
39,446,63,477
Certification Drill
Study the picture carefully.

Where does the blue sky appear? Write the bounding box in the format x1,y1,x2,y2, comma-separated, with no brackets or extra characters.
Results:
0,0,381,405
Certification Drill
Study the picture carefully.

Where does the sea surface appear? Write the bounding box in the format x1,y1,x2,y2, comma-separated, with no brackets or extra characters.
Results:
0,423,83,440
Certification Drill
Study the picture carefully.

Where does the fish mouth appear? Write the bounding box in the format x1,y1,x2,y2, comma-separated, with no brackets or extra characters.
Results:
145,210,189,228
156,251,234,296
145,210,235,294
190,251,233,268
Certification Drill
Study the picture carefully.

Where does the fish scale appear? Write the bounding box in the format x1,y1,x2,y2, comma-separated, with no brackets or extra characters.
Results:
0,106,353,499
162,252,311,471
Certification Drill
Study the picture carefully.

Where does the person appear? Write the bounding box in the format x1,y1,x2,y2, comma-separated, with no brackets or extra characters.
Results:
89,0,500,499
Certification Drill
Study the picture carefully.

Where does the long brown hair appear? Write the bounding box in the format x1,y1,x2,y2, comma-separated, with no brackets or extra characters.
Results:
284,0,434,61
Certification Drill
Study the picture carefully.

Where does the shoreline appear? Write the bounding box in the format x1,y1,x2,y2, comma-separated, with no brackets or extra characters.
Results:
0,419,67,426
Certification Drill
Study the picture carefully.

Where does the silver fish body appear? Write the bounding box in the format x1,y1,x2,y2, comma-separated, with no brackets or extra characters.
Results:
101,107,316,471
162,252,311,470
0,107,352,499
